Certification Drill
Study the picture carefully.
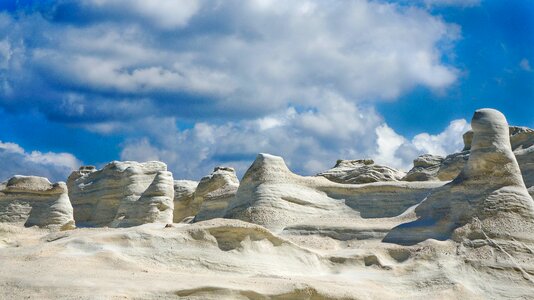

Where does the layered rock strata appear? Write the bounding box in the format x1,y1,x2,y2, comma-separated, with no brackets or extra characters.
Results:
405,126,534,188
385,109,534,245
173,180,199,222
403,154,444,181
194,167,239,222
225,153,443,231
318,159,405,184
0,175,74,229
67,161,174,227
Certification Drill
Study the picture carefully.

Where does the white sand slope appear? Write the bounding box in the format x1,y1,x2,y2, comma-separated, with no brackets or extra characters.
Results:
1,218,533,299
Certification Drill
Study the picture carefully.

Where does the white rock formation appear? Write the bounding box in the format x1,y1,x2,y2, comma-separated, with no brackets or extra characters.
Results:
225,153,442,232
403,154,444,181
510,127,534,191
385,109,534,245
318,159,405,184
406,125,534,189
67,161,174,227
194,167,239,222
0,176,74,229
173,180,199,223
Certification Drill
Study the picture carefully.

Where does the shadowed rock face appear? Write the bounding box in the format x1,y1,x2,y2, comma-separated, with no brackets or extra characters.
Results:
173,180,199,223
67,161,174,227
318,159,405,184
193,167,239,222
0,176,74,229
384,109,534,245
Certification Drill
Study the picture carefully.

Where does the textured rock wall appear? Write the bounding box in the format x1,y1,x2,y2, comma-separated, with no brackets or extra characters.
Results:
194,167,239,222
318,159,405,184
173,180,199,222
0,175,74,229
385,109,534,245
405,126,534,190
67,161,174,227
225,153,443,231
322,182,442,218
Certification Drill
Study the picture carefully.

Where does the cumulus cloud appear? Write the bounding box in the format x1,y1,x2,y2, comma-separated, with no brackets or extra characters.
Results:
0,140,82,182
377,118,471,170
120,96,384,179
120,94,470,179
0,1,464,179
0,0,458,122
77,0,201,29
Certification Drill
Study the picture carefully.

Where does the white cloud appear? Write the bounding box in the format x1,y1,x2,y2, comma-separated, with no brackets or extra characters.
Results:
1,0,459,122
0,141,82,182
374,124,408,169
0,1,465,180
81,0,200,29
120,95,470,179
520,58,532,72
373,118,470,170
120,96,384,179
411,119,470,156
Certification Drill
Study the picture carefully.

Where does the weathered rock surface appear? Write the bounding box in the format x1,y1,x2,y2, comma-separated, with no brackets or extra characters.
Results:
385,109,534,245
406,125,534,189
67,161,174,227
226,153,443,232
403,154,444,181
511,127,534,190
0,176,74,229
194,167,239,222
173,180,198,223
318,159,405,184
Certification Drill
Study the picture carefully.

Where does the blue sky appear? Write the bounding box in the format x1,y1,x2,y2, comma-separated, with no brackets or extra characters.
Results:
0,0,532,181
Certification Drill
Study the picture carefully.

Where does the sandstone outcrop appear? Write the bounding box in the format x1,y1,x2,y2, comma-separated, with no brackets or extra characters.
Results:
405,126,534,188
194,167,239,222
225,153,442,231
318,159,405,184
403,154,443,181
67,161,174,227
173,180,199,222
0,175,74,229
385,109,534,245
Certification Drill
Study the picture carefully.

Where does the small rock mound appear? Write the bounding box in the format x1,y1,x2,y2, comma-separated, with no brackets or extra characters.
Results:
384,109,534,245
318,159,405,184
403,154,444,181
193,167,239,222
0,175,74,229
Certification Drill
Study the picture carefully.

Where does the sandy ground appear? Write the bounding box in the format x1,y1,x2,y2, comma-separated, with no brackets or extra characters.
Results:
1,218,533,299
